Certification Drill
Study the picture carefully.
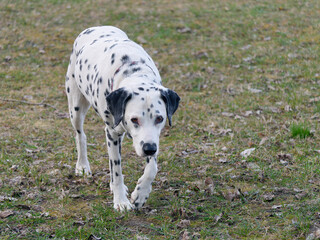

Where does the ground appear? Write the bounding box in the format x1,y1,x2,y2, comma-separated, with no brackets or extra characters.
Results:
0,0,320,239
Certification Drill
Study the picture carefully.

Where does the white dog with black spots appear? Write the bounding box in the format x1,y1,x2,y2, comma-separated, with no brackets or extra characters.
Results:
65,26,180,211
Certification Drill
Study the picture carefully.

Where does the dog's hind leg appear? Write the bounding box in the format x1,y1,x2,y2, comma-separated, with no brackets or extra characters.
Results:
66,64,91,175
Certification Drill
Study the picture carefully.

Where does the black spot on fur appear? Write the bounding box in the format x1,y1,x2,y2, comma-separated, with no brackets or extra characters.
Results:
67,87,70,93
123,70,129,76
111,53,115,65
133,92,139,95
116,172,119,177
138,87,144,91
83,29,95,35
129,61,138,66
132,67,141,73
107,130,114,141
110,44,117,49
90,39,97,45
77,130,81,134
74,107,79,111
121,55,130,64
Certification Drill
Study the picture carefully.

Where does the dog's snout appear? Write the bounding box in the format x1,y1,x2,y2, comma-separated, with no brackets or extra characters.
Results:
142,143,157,156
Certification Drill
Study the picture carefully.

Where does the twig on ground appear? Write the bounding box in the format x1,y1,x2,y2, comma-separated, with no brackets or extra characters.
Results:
0,96,57,111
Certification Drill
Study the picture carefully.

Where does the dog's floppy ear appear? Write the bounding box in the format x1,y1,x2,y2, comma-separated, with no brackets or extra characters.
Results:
106,88,132,127
160,88,180,126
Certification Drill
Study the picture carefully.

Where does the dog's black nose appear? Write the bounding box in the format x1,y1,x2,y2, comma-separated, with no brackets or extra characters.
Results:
142,143,157,156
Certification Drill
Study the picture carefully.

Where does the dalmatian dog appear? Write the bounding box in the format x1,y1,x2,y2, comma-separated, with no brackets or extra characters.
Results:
65,26,180,211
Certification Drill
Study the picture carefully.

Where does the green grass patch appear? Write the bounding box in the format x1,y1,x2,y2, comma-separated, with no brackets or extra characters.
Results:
290,122,311,139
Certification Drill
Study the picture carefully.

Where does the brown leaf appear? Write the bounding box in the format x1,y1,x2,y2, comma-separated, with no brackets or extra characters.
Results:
262,193,275,202
177,26,192,33
0,210,14,218
177,219,191,229
213,212,223,225
204,177,213,186
181,230,191,240
277,153,293,160
309,96,320,103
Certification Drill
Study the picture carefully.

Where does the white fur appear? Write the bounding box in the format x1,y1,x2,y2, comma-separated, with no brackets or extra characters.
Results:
66,26,178,211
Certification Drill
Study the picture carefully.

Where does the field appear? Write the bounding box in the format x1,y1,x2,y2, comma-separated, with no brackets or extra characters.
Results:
1,0,320,239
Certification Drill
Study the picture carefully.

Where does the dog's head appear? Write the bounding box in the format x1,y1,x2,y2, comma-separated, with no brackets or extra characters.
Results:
106,86,180,157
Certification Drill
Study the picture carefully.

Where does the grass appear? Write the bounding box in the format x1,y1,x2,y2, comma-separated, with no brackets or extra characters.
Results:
290,122,312,139
0,0,320,239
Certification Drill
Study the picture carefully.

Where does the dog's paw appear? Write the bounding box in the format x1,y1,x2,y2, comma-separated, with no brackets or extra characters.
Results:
114,199,133,212
75,164,92,176
131,184,152,209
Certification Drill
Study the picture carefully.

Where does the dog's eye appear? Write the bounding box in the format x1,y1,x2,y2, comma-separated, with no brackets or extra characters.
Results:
155,116,164,124
131,118,139,125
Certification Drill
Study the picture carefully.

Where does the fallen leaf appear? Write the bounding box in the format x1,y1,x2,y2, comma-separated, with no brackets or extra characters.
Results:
277,153,293,160
213,212,223,225
181,230,191,240
204,177,213,186
295,192,307,200
243,110,253,117
247,162,261,172
0,196,18,202
241,44,252,50
194,51,208,59
262,193,275,202
73,220,85,226
309,96,320,103
240,148,255,158
272,205,282,209
87,234,102,240
0,210,14,218
259,137,268,146
217,128,232,136
219,158,228,163
222,189,240,201
221,112,234,117
177,26,192,33
177,219,191,229
248,87,262,93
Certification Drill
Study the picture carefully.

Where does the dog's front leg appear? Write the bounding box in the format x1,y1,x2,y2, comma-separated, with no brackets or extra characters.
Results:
105,127,132,211
131,156,158,209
